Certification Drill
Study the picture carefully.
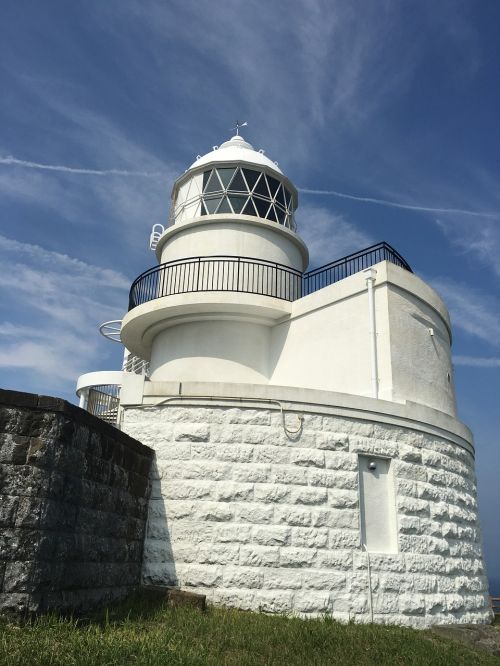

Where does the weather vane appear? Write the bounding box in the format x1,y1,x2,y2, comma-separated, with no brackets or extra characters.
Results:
232,120,248,136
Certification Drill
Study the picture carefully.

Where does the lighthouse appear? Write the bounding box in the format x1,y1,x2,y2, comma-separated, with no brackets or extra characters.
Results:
76,131,491,626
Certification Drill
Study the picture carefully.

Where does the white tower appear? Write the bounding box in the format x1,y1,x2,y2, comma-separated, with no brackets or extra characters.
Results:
77,132,492,627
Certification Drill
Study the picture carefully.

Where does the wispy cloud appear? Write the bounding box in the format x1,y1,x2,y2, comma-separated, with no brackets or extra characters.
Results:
0,234,128,392
0,155,164,178
436,216,500,278
453,355,500,368
297,205,372,268
299,188,500,220
430,278,500,348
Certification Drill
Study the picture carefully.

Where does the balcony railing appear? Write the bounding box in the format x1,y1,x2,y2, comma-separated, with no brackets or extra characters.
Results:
86,384,120,426
128,242,412,311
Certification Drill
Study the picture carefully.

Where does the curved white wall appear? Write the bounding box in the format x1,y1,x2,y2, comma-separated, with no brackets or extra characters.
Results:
157,217,308,272
122,391,491,627
150,320,270,384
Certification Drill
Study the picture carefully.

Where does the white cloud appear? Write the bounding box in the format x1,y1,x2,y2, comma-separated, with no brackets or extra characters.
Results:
436,217,500,278
296,205,372,268
430,277,500,348
0,234,129,391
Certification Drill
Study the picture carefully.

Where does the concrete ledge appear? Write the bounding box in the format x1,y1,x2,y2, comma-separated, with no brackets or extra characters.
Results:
136,380,474,456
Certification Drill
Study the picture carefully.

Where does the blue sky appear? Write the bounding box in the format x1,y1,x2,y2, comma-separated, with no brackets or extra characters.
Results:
1,1,499,593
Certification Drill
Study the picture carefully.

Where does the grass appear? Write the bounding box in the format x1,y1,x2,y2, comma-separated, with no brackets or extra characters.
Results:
0,596,498,666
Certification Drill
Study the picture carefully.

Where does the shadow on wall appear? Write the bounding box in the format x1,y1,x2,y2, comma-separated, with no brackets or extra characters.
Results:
142,457,178,587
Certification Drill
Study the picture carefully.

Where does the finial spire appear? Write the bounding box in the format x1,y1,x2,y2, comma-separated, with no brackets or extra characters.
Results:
231,120,248,136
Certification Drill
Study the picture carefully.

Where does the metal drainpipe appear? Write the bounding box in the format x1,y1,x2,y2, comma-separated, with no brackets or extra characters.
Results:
364,268,379,400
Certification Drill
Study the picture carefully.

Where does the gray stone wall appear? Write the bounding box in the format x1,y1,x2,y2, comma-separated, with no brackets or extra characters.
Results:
0,389,154,617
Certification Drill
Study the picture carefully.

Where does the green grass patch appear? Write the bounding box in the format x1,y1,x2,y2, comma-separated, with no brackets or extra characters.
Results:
0,596,497,666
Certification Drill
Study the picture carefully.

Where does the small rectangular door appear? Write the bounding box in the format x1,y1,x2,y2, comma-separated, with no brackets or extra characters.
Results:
358,455,397,553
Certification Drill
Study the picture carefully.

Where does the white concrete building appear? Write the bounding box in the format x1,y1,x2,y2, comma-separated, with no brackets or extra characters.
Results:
77,133,492,626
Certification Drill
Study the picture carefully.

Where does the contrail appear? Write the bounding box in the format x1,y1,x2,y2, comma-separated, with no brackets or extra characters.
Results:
298,187,500,220
2,154,498,219
0,155,164,178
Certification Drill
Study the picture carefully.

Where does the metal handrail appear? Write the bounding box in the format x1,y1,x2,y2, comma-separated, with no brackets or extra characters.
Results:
128,242,412,311
302,242,412,296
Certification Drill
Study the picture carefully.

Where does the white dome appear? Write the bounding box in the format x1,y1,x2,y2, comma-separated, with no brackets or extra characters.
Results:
189,135,283,175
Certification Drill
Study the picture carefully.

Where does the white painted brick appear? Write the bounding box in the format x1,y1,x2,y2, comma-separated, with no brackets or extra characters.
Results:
280,547,317,567
215,444,253,463
329,530,360,550
163,480,213,501
311,509,358,530
405,554,446,574
253,446,290,464
215,524,253,544
215,482,254,502
227,408,271,426
156,442,191,460
315,550,353,570
316,432,349,451
273,465,308,485
289,448,325,467
211,588,255,610
210,425,244,444
327,489,358,509
399,594,425,615
142,562,177,586
292,527,329,549
263,568,303,590
373,593,399,614
254,484,290,503
236,503,274,524
396,495,429,516
293,591,332,613
303,571,345,590
240,546,280,567
398,444,422,463
290,486,328,505
194,502,234,522
350,436,398,457
242,427,284,446
223,567,263,589
324,452,358,470
174,423,210,442
253,525,291,546
394,460,427,482
231,463,271,483
274,506,312,527
254,590,294,613
181,564,222,587
190,443,218,459
196,544,240,565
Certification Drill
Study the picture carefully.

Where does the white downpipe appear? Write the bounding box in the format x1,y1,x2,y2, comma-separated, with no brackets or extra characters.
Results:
364,268,379,399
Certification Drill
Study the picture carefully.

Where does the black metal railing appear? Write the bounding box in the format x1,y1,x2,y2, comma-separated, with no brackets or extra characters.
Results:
128,242,412,310
129,256,303,309
87,385,120,426
302,242,412,296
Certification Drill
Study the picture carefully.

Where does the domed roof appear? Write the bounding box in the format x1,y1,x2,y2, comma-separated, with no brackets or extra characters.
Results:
189,135,283,175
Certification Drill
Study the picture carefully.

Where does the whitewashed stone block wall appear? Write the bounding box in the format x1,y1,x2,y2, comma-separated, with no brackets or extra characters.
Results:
123,404,491,627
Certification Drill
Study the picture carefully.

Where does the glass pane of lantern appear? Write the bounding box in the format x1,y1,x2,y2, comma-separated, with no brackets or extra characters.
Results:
229,169,248,193
204,196,221,213
202,170,212,191
266,204,278,223
253,197,270,218
276,207,286,224
216,196,232,214
267,175,280,198
242,168,261,191
200,201,208,216
275,183,286,207
253,174,270,198
242,198,257,216
229,195,247,213
284,187,292,207
217,168,235,189
204,171,222,194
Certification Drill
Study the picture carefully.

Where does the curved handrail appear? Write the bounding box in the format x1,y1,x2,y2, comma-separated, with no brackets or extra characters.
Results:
128,243,412,311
